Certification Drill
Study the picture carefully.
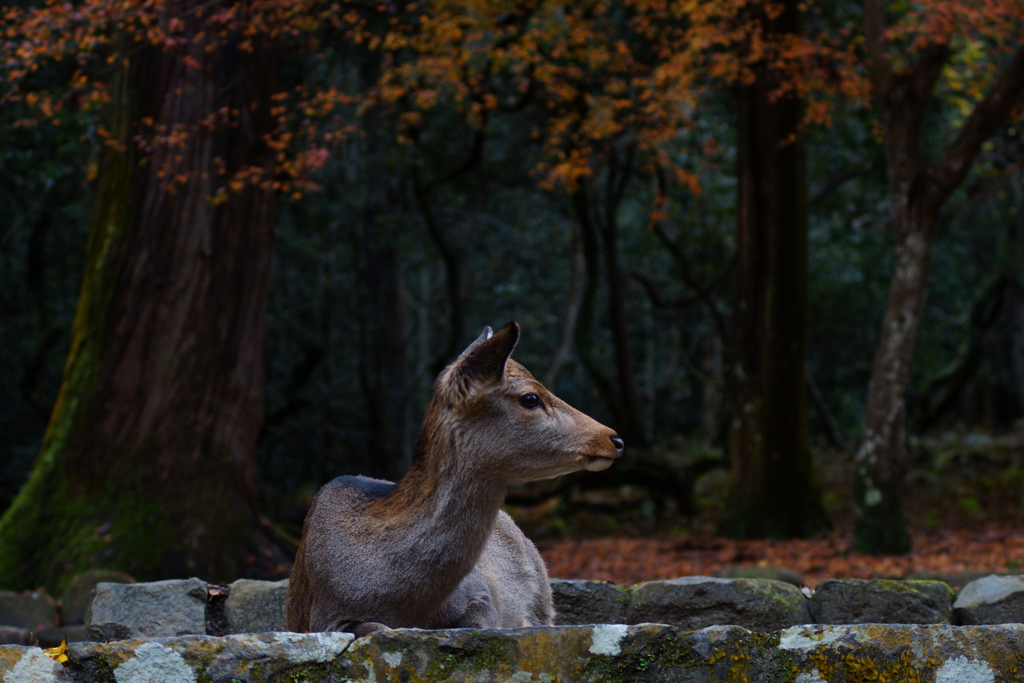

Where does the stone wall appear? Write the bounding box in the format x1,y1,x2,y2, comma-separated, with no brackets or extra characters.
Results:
2,574,1023,682
3,623,1024,682
75,573,1024,639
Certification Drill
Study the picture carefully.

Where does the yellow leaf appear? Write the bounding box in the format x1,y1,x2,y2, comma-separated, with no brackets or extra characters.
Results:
43,639,69,664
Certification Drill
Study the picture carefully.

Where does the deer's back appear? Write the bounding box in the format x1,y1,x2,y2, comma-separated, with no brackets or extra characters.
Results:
287,475,396,631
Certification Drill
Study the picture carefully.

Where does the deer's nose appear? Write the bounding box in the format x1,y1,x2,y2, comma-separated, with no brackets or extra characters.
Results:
610,435,624,454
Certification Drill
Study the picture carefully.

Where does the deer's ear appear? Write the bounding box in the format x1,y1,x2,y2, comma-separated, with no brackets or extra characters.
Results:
443,322,520,403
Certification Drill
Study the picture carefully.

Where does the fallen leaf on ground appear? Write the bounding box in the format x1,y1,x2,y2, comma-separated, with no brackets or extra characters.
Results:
43,639,68,664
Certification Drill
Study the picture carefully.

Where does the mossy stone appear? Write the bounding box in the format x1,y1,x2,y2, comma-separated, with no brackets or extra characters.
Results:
808,579,954,624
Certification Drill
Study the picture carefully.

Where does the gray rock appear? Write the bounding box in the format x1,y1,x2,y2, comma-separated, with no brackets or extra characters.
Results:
809,579,954,624
550,579,628,625
0,590,58,630
954,574,1024,624
626,576,810,631
85,577,207,641
0,625,86,648
224,579,289,634
906,570,1012,589
0,644,65,683
0,627,29,645
714,565,804,586
60,569,134,626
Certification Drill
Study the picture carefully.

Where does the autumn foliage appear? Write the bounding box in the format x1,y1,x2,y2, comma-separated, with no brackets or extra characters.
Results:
0,0,877,205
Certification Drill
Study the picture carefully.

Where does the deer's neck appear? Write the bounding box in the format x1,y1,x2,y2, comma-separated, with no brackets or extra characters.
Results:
371,433,507,609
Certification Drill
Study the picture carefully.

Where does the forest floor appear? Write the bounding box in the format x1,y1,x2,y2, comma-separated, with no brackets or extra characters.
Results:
515,432,1024,588
538,526,1024,588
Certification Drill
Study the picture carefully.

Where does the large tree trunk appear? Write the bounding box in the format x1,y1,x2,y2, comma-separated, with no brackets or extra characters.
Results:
0,6,286,592
719,0,829,539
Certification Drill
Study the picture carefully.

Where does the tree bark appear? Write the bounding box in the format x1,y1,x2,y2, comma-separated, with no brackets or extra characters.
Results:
854,10,1024,553
719,0,830,539
0,6,286,592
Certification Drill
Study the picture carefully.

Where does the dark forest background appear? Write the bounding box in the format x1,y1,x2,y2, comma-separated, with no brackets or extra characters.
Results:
1,0,1023,591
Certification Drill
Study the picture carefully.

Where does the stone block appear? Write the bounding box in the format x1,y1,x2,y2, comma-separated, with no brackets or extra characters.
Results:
626,576,810,631
224,579,289,634
0,627,28,646
549,579,628,625
953,574,1024,624
60,569,134,626
713,565,804,586
809,579,954,624
0,590,58,630
85,577,208,641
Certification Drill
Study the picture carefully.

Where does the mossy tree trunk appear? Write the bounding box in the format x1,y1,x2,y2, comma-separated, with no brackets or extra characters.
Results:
855,2,1024,554
719,0,830,539
0,4,287,593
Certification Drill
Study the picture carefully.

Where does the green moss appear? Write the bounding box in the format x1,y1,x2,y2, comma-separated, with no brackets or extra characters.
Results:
854,475,912,555
0,455,176,593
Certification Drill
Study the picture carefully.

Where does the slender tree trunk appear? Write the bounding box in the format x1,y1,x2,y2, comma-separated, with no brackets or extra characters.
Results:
854,7,1024,552
573,181,649,447
355,123,413,480
0,7,286,592
599,155,650,448
573,185,621,414
854,212,934,553
359,247,413,480
719,0,829,539
543,221,586,389
701,331,723,442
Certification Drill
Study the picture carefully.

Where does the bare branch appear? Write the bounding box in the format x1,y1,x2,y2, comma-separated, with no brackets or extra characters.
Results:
935,44,1024,197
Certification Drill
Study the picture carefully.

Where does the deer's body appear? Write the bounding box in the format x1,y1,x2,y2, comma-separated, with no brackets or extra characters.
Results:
286,322,622,634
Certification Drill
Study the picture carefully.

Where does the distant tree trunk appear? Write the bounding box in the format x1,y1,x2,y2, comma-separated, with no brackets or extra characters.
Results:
719,0,830,539
573,173,650,449
359,247,414,480
0,8,286,592
543,221,586,389
855,3,1024,553
701,331,723,442
599,146,649,449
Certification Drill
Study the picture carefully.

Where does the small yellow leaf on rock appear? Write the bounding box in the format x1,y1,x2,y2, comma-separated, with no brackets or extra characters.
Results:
43,639,69,664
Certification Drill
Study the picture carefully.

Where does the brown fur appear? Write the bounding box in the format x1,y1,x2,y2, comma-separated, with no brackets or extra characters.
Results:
285,322,623,633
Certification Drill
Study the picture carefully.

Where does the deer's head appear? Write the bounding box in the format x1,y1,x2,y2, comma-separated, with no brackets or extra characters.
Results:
427,322,624,484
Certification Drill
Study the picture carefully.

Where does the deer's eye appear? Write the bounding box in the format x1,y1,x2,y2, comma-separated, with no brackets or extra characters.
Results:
519,393,541,409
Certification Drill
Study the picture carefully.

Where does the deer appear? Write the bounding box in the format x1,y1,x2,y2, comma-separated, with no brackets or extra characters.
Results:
285,321,623,636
